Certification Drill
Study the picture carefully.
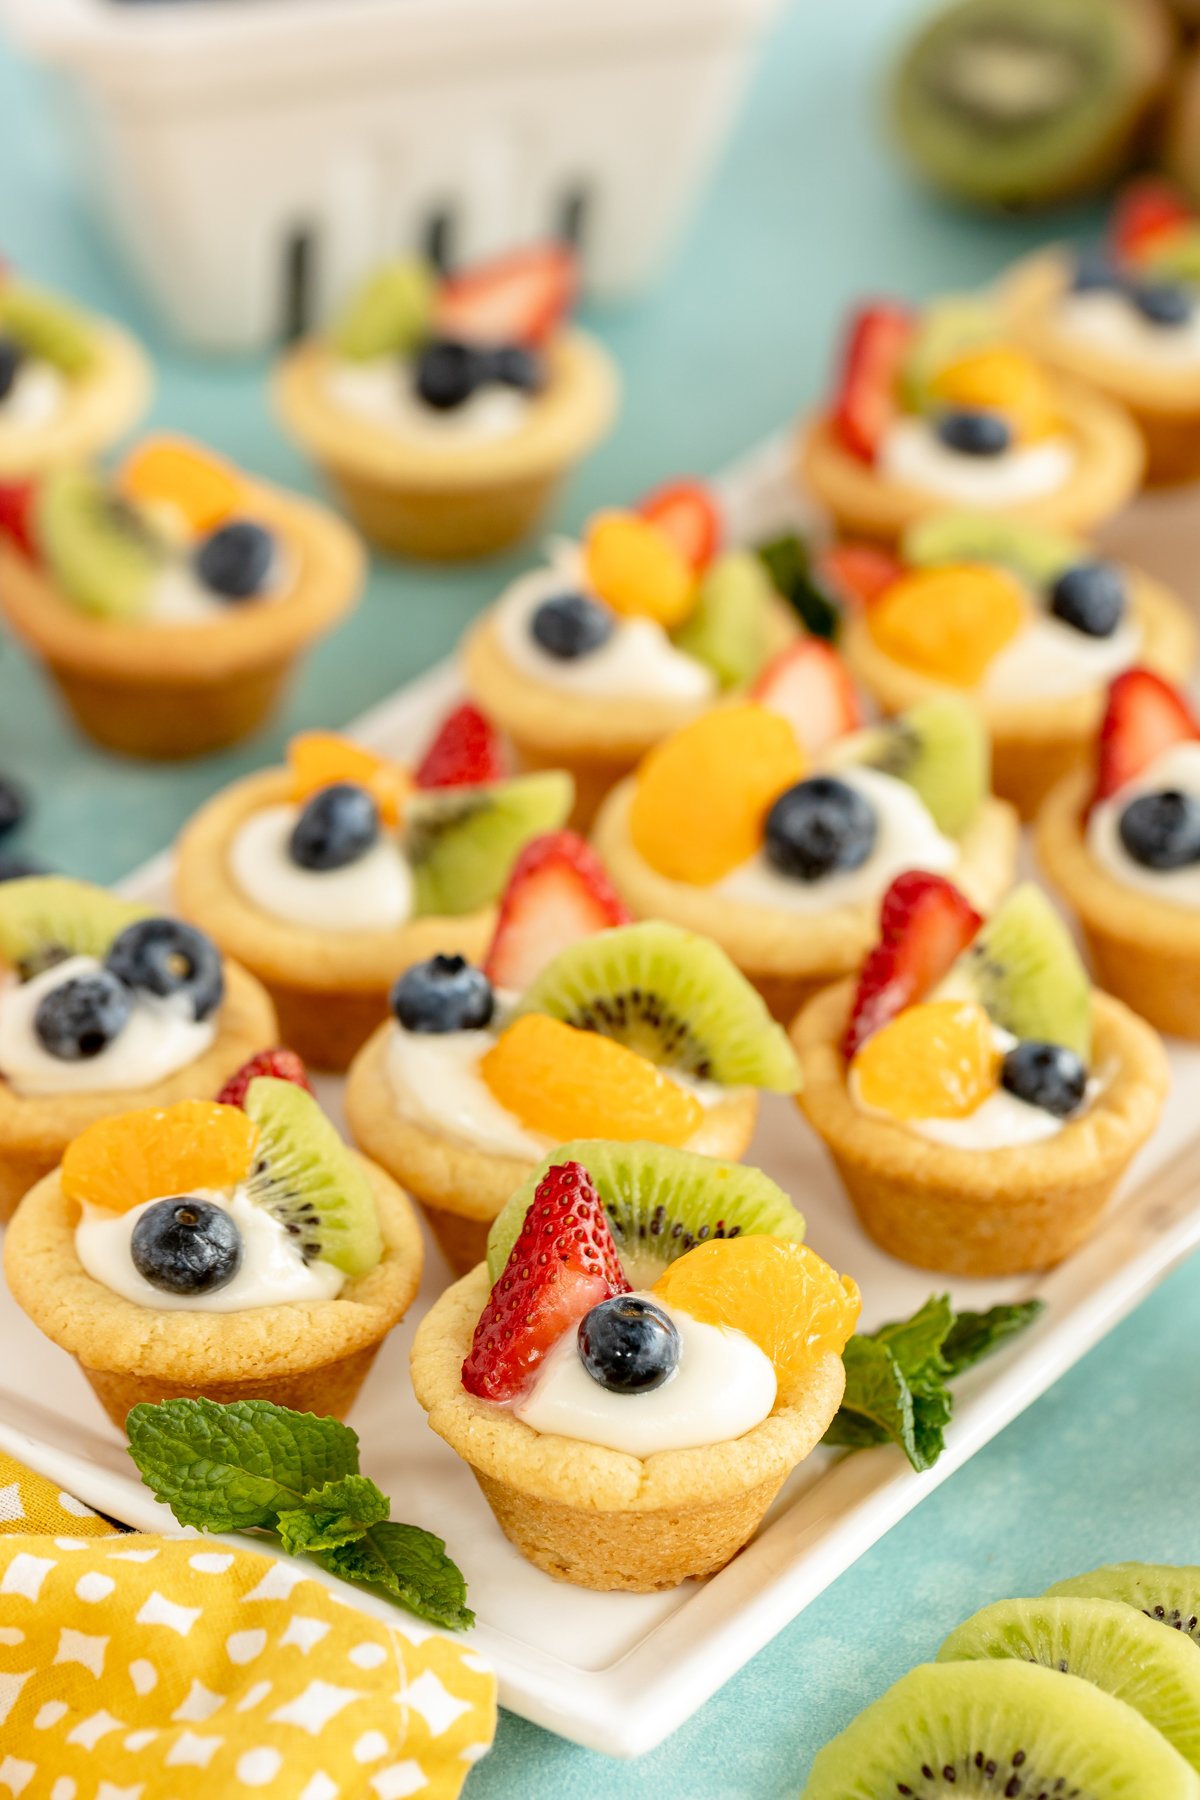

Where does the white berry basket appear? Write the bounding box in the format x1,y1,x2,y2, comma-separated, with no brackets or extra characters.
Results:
1,0,782,352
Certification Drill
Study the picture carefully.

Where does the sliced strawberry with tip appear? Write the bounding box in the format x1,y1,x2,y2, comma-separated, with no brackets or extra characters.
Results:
1094,668,1200,806
636,478,722,570
415,701,506,790
843,872,982,1061
435,243,578,349
484,830,630,991
818,541,904,612
217,1048,313,1109
750,638,863,756
0,480,39,562
831,302,914,464
1110,179,1192,269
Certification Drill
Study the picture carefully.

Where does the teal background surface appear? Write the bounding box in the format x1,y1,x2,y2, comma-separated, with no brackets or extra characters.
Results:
0,2,1196,1793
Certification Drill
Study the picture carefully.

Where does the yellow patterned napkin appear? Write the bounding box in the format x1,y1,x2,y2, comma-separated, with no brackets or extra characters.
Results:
0,1451,496,1799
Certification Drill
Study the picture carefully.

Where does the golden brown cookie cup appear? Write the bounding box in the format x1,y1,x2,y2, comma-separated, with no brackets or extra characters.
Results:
0,960,276,1227
4,1154,423,1430
344,1018,762,1277
411,1264,844,1591
842,569,1195,820
791,979,1169,1277
0,322,151,479
273,331,619,561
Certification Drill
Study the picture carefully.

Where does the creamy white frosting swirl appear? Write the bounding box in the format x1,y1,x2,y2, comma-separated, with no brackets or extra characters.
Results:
879,416,1075,507
326,356,531,446
1055,289,1200,370
228,803,413,932
1088,740,1200,908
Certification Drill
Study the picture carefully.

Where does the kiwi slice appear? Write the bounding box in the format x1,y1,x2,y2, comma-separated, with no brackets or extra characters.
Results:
486,1138,805,1286
801,1658,1198,1798
328,258,436,360
948,882,1092,1058
898,296,1003,413
515,920,801,1091
0,281,97,375
405,771,573,917
828,695,988,837
38,468,164,621
939,1596,1200,1772
242,1076,381,1277
0,877,148,980
1047,1564,1200,1646
672,551,773,689
903,512,1083,589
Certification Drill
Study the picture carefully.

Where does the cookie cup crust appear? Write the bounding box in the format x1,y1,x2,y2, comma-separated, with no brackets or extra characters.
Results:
791,979,1169,1277
4,1154,423,1430
410,1264,845,1591
0,322,151,479
344,1019,761,1277
592,781,1019,1022
0,959,276,1226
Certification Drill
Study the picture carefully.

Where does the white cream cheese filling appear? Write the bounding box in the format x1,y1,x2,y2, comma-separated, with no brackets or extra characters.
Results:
1088,740,1200,908
228,803,413,933
326,356,531,446
879,415,1075,507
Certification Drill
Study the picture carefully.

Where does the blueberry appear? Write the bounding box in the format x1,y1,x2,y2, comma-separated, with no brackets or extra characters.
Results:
1050,561,1126,639
391,954,494,1033
413,339,484,410
1131,281,1193,328
1001,1041,1088,1119
1118,789,1200,870
485,344,545,394
0,777,26,838
530,593,614,660
106,916,224,1022
34,971,132,1061
194,519,276,602
0,857,46,883
289,782,379,872
130,1196,242,1297
1071,251,1120,294
0,338,23,404
578,1296,681,1394
765,777,877,882
935,408,1012,457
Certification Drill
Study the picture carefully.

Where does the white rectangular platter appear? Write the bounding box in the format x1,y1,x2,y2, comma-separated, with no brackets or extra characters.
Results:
1,436,1199,1759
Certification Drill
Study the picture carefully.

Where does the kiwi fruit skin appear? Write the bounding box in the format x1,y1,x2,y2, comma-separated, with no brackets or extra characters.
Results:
329,258,435,360
485,1138,805,1286
672,551,773,689
1047,1564,1200,1646
37,469,164,621
0,877,149,979
828,696,988,837
902,512,1083,588
948,882,1092,1058
0,282,97,375
404,771,573,917
515,919,802,1092
243,1076,382,1278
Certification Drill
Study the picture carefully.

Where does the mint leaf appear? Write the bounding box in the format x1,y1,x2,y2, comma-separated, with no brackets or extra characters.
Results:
876,1294,955,1376
942,1301,1045,1378
823,1336,918,1465
276,1476,390,1557
319,1523,474,1631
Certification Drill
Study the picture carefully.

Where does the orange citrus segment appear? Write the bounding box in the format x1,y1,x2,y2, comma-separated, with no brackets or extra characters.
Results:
480,1014,703,1146
852,1000,999,1121
287,731,410,827
583,510,696,627
929,346,1058,443
62,1101,258,1215
866,562,1027,686
630,703,807,885
652,1237,861,1395
117,436,244,533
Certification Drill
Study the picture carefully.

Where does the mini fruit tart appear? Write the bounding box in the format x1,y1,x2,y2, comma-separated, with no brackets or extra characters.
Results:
0,877,277,1223
839,512,1195,818
1037,669,1200,1038
410,1146,858,1590
0,272,150,477
792,873,1169,1276
0,435,363,760
274,244,618,559
798,296,1144,545
173,725,573,1072
461,477,795,828
345,831,800,1275
4,1069,423,1430
592,663,1019,1022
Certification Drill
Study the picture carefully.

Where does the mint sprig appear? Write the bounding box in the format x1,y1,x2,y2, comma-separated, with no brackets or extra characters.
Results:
127,1398,473,1630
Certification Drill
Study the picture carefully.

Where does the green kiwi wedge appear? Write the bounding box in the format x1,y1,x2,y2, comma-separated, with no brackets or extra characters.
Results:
38,468,165,620
672,551,774,689
902,512,1083,588
938,1596,1200,1772
328,258,436,360
898,296,1003,412
827,695,988,837
0,877,149,980
801,1658,1199,1798
515,919,801,1091
243,1076,381,1277
0,281,97,375
486,1139,805,1286
404,771,573,917
948,882,1091,1058
1047,1564,1200,1646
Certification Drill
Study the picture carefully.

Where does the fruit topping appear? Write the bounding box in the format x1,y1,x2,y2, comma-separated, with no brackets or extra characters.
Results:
765,777,877,882
1000,1040,1088,1118
951,883,1092,1059
818,541,904,612
1095,670,1200,804
329,258,436,361
391,953,495,1034
288,731,409,825
583,511,695,628
672,552,774,689
578,1295,681,1394
0,338,22,402
242,1076,381,1275
1111,178,1192,269
435,242,577,350
830,694,988,836
935,408,1011,456
484,830,630,991
866,561,1026,686
289,782,379,872
489,344,544,392
118,438,243,535
853,999,999,1119
0,877,147,981
529,592,614,661
106,917,224,1022
216,1047,312,1109
897,296,1001,412
35,969,132,1062
1048,561,1125,640
462,1158,630,1402
902,511,1080,586
0,478,38,561
0,282,96,375
1118,789,1200,870
194,519,276,601
750,637,864,754
636,479,722,570
413,339,485,410
404,770,573,916
63,1100,258,1215
38,467,164,621
1131,280,1194,328
415,701,506,790
482,1014,704,1145
843,871,982,1060
831,301,914,463
928,345,1056,441
130,1196,243,1297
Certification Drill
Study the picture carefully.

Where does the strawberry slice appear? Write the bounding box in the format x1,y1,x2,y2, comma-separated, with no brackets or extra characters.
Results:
484,830,630,991
461,1160,630,1402
415,701,506,790
750,638,863,756
831,302,914,464
0,480,38,562
435,243,578,349
217,1048,313,1109
1110,179,1192,269
843,872,982,1061
636,478,722,570
818,541,903,612
1095,669,1200,805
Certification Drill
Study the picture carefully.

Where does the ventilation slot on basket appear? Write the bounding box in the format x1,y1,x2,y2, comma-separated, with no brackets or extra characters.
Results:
558,186,590,252
423,209,456,274
281,228,316,341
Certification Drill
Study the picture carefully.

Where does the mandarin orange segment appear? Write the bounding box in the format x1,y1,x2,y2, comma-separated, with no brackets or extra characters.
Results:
480,1014,703,1146
866,562,1026,686
287,731,410,826
929,346,1058,443
629,703,807,885
583,510,696,627
652,1236,861,1395
61,1101,258,1215
852,1000,999,1121
118,436,244,533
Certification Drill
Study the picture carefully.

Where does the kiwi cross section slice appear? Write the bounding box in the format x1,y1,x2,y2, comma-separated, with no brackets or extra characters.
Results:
515,919,801,1091
948,882,1091,1058
486,1138,805,1287
0,877,149,981
1047,1564,1200,1646
242,1076,381,1278
328,258,436,361
903,513,1083,590
38,468,165,621
671,551,773,689
827,695,988,837
404,771,573,918
801,1657,1200,1799
0,282,97,375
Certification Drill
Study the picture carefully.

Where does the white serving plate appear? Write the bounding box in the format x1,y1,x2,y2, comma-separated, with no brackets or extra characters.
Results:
2,438,1200,1759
